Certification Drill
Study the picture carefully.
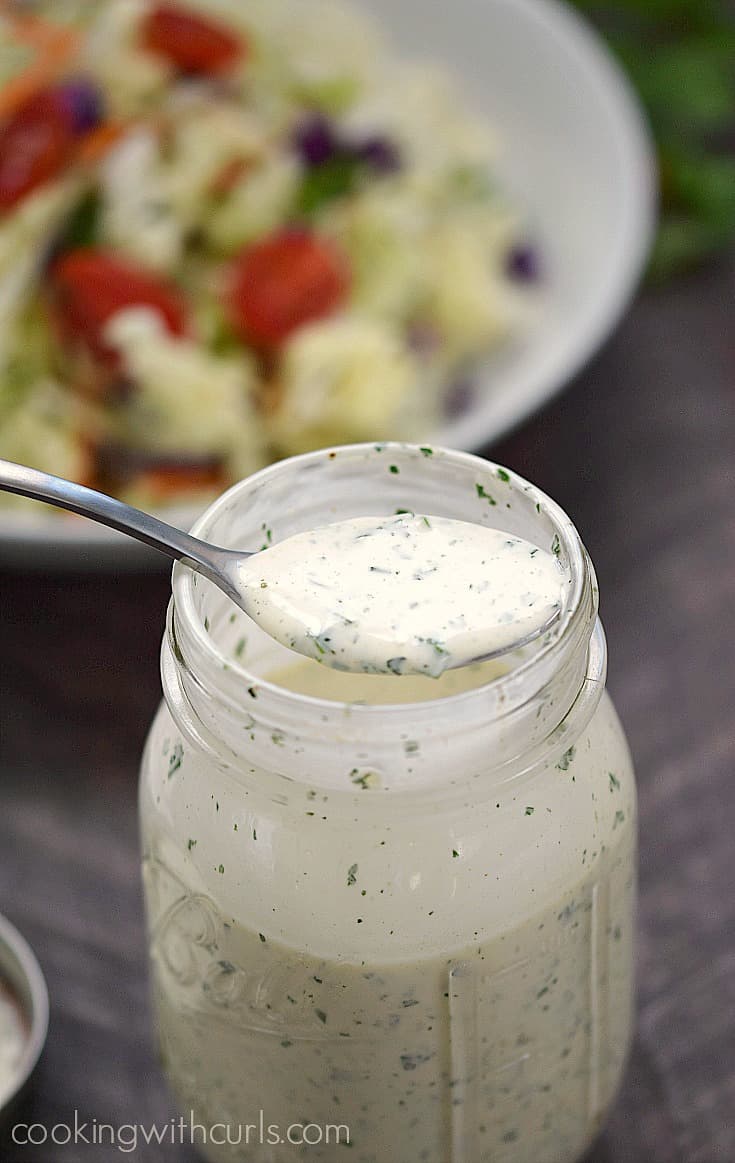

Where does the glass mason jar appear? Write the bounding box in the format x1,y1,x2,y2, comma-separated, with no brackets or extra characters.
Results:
140,443,636,1163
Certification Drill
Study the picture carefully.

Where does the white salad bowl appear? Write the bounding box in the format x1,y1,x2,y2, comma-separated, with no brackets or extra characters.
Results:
0,0,655,566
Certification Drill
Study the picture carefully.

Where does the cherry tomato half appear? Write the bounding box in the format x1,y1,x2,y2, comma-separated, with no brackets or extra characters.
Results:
51,248,188,363
141,4,245,75
0,89,75,212
226,229,350,348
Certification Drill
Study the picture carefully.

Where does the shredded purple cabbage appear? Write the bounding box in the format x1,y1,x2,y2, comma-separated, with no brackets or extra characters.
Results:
443,377,476,418
406,321,442,358
55,79,104,135
354,136,402,174
506,244,541,283
293,115,339,168
293,114,402,177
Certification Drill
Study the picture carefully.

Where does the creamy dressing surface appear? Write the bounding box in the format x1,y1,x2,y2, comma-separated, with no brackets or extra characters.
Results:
237,514,564,677
0,980,26,1103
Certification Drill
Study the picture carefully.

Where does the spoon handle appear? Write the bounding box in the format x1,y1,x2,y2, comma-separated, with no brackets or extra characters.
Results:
0,458,241,599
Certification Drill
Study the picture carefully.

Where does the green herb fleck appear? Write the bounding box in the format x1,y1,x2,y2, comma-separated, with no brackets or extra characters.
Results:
475,483,497,505
315,1008,328,1024
497,468,510,482
452,849,459,858
350,769,374,790
347,863,358,887
556,746,576,772
389,464,400,474
297,155,361,215
217,864,225,874
259,932,267,942
419,446,433,457
234,637,246,659
614,809,626,829
609,771,621,792
525,806,535,816
58,189,102,250
447,163,493,200
187,838,197,850
168,742,184,778
551,534,561,558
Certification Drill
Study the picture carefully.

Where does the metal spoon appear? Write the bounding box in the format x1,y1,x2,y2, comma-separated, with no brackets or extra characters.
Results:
0,458,560,670
0,458,250,608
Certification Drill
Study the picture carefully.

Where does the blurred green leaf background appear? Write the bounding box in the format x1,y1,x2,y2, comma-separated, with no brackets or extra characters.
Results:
570,0,735,279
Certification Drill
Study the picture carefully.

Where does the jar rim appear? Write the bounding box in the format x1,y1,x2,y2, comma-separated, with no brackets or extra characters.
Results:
169,444,597,746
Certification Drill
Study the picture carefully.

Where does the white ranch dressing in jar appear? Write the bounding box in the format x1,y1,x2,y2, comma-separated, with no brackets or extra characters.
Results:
237,514,564,676
141,444,637,1163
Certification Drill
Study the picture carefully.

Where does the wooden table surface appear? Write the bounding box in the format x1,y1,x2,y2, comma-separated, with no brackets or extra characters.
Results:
2,256,734,1162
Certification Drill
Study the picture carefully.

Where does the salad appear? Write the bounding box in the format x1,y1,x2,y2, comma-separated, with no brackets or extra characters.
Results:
0,0,536,512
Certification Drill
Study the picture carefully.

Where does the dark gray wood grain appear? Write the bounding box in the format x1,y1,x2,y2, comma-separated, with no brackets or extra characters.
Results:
2,254,734,1161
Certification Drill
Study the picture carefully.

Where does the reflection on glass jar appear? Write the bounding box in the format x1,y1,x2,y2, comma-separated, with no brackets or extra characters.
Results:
140,443,637,1163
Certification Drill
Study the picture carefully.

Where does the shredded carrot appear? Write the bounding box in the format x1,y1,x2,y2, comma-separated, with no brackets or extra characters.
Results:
0,14,80,118
76,120,128,164
136,465,228,499
209,157,250,197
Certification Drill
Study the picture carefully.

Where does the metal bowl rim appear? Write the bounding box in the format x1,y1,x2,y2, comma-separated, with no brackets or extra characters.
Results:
0,911,49,1115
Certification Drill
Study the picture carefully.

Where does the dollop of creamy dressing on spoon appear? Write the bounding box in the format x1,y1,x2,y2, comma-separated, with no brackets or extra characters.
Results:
237,513,564,677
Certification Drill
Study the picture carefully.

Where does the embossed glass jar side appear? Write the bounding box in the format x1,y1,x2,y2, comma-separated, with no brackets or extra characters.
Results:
140,444,637,1163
